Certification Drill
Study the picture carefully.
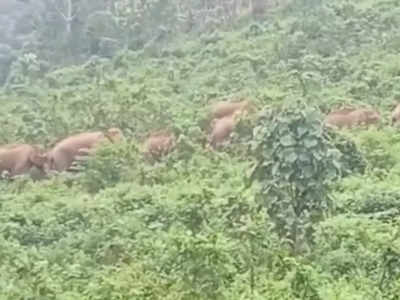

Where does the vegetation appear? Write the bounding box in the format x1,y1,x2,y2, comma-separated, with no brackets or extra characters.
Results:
1,0,400,299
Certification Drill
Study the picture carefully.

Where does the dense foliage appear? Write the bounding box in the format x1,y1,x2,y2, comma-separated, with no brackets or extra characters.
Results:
1,0,400,299
251,104,342,255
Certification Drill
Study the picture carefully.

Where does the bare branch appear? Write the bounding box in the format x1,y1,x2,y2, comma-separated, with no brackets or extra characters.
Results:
50,0,75,33
51,0,68,21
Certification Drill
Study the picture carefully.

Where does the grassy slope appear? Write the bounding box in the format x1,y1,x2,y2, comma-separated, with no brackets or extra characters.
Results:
1,0,400,298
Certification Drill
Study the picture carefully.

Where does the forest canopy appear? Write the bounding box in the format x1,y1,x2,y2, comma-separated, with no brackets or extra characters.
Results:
0,0,277,86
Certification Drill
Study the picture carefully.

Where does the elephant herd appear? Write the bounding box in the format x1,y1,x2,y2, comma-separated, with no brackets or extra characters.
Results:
0,128,125,178
2,101,399,179
0,100,252,178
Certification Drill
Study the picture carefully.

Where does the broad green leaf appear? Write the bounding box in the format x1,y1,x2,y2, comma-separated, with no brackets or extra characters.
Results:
280,135,296,146
304,137,318,148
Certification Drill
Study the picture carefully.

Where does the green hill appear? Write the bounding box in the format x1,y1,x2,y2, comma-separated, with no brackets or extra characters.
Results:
1,0,400,299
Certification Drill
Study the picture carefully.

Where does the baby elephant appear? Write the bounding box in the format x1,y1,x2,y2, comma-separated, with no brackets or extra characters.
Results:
208,110,242,148
0,144,47,177
324,108,380,129
144,131,176,159
45,128,124,172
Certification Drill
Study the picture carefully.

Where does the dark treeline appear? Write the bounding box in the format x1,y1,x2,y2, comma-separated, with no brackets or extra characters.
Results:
0,0,287,86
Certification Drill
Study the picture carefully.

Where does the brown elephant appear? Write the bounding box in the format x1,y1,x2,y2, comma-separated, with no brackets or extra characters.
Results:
211,100,252,119
45,128,124,172
347,108,380,125
324,108,380,129
208,111,242,148
392,104,400,124
0,144,47,177
144,131,176,159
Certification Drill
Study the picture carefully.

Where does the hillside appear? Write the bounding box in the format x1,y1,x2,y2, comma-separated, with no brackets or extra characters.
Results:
1,0,400,299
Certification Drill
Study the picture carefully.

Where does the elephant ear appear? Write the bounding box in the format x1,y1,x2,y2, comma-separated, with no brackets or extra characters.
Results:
245,100,257,114
105,128,125,143
29,151,47,168
210,118,217,130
